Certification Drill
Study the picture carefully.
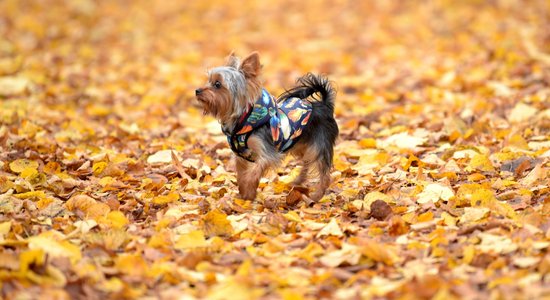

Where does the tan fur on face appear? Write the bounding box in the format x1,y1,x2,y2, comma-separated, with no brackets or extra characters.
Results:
196,73,234,123
197,53,263,126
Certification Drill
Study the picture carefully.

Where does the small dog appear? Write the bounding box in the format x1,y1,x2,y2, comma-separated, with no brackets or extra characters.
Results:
195,52,338,201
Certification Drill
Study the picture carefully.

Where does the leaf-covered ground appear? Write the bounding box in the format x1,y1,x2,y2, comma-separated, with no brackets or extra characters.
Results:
1,0,549,299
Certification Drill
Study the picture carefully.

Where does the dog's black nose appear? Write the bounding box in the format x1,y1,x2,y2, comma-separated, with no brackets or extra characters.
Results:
195,88,202,95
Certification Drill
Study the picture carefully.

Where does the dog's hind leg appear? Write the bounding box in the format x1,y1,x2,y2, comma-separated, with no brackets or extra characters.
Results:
310,140,335,202
310,163,330,202
291,164,310,186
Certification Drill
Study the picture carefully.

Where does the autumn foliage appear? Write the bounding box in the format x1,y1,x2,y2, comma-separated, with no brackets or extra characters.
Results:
0,0,549,299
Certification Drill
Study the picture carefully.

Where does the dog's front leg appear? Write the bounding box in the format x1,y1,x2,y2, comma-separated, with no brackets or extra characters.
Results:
236,157,264,200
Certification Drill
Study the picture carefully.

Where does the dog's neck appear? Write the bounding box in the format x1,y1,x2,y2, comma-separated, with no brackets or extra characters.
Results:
220,90,265,135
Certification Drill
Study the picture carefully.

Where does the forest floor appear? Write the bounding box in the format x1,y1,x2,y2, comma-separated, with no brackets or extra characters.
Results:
0,0,549,299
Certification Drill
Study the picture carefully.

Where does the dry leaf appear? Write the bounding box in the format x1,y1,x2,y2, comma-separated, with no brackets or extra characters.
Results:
202,209,234,237
316,218,344,238
417,183,454,204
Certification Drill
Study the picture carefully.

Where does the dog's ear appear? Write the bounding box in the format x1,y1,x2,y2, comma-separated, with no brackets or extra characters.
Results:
226,51,240,69
240,52,261,78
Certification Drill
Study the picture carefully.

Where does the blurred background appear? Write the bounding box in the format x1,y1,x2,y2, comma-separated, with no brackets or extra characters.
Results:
0,0,549,148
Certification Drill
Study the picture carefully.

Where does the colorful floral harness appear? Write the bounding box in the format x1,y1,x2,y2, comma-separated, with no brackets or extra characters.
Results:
223,89,312,162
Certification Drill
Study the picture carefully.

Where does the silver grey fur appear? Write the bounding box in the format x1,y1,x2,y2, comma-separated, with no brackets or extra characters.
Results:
208,66,251,119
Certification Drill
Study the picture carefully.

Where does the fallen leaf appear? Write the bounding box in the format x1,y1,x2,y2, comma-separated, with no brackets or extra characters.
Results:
147,150,176,164
174,230,208,249
65,194,110,220
508,103,538,123
370,200,392,220
459,207,490,224
477,233,518,254
317,218,344,238
380,132,427,149
512,256,540,268
417,183,454,204
320,243,361,267
202,209,233,237
0,76,31,96
28,232,82,264
467,153,495,172
9,159,39,173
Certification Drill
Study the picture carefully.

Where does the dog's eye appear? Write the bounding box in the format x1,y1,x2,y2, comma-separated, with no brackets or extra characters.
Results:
214,81,222,89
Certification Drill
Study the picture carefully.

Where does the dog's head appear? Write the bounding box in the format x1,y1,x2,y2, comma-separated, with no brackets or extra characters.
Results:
195,52,262,123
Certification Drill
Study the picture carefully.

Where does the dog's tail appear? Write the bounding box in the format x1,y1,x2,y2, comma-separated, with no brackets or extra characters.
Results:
278,73,336,113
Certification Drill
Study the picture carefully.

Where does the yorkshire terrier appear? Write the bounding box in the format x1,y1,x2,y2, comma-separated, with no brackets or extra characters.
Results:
195,52,338,201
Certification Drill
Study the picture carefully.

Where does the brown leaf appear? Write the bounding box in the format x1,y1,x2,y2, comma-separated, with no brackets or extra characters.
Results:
370,200,392,221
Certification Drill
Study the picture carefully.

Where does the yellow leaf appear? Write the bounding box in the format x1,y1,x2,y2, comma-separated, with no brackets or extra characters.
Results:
0,221,11,236
13,190,46,200
236,259,253,276
295,242,324,263
364,191,394,207
509,102,538,123
467,187,494,206
361,239,397,265
477,233,517,254
400,155,416,172
20,167,38,179
507,134,529,149
459,207,490,224
98,176,116,187
417,183,454,204
441,212,457,226
283,211,302,223
202,209,233,237
320,243,361,267
9,159,38,173
100,278,124,293
28,232,82,264
467,173,486,182
462,245,475,264
174,230,207,249
92,161,107,175
148,231,172,248
43,161,61,174
0,76,31,96
115,253,147,277
147,150,175,164
19,249,45,273
353,151,389,175
36,197,53,209
147,261,178,280
512,256,540,268
280,289,305,300
316,218,343,238
488,276,514,289
152,192,180,205
380,132,427,149
467,154,495,172
417,211,434,222
208,277,264,300
358,138,377,148
103,229,129,251
102,211,129,229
